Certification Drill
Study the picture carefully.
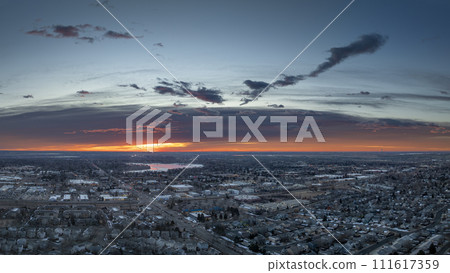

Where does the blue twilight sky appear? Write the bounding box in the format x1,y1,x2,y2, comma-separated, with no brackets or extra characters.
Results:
0,0,449,123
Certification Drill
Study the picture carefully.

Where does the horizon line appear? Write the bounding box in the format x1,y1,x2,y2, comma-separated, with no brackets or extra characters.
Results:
1,149,449,153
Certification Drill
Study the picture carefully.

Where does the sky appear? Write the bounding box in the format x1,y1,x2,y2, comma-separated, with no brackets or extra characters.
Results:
0,0,449,152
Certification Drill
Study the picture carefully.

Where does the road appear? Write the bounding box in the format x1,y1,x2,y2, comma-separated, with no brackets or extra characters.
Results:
91,161,248,254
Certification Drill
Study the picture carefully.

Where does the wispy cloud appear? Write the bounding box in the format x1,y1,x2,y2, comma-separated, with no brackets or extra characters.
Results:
380,93,450,102
240,75,307,103
76,90,91,95
357,119,424,132
268,104,284,108
81,128,125,134
118,84,147,91
26,24,141,43
26,24,98,43
26,29,52,37
104,30,133,39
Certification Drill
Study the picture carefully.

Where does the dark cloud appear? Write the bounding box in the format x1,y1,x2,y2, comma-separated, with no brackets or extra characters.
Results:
240,75,307,104
104,30,133,39
243,80,269,91
239,98,252,106
0,106,140,149
53,25,79,37
309,34,388,77
239,80,270,104
26,24,136,43
157,79,174,86
440,91,448,95
273,74,306,87
153,42,164,47
242,75,307,97
94,26,106,31
191,87,224,104
153,79,224,104
118,84,146,91
268,104,284,108
76,90,91,95
129,84,146,91
240,34,387,103
23,95,34,99
154,86,186,97
357,119,426,132
26,29,52,37
26,24,96,42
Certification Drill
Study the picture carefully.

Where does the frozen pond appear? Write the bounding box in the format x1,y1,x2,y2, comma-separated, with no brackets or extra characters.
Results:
126,163,203,172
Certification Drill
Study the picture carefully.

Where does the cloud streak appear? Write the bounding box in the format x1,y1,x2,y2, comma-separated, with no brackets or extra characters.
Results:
76,90,90,95
309,34,388,77
268,104,284,108
240,33,388,104
26,24,141,43
118,84,147,91
104,30,133,39
153,79,224,104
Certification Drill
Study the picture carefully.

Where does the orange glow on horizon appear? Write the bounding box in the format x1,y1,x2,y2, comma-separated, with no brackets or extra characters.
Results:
1,140,449,152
